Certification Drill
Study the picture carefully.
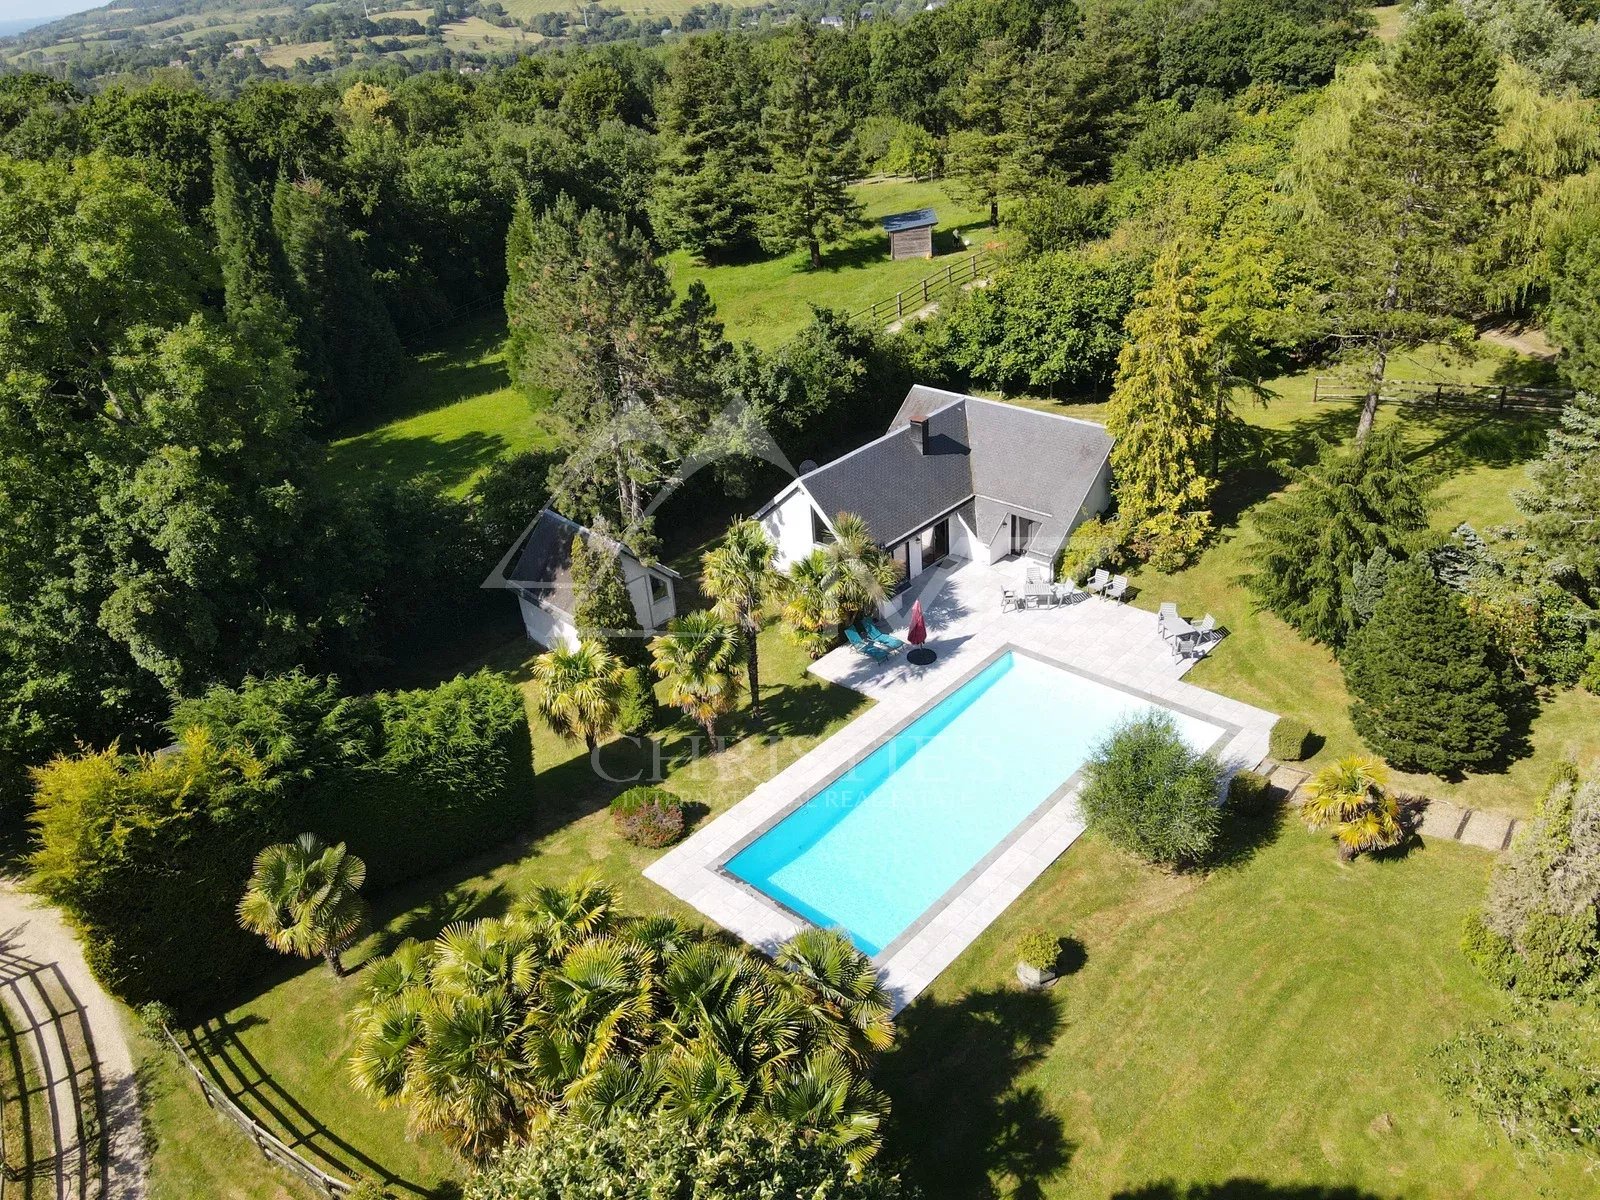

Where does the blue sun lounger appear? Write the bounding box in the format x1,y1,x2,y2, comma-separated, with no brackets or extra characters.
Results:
861,619,905,651
845,625,891,660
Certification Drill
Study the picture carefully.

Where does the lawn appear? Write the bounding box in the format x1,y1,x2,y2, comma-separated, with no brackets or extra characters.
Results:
668,177,994,348
880,821,1596,1199
160,622,868,1199
1005,341,1600,819
327,313,559,496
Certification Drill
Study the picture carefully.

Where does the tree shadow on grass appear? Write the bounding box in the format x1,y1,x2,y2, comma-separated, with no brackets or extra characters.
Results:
1209,800,1288,873
185,1015,449,1197
880,987,1073,1200
1113,1182,1396,1200
325,429,511,496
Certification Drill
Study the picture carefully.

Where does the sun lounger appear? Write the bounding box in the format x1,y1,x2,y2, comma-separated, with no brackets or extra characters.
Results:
863,619,905,650
845,625,891,660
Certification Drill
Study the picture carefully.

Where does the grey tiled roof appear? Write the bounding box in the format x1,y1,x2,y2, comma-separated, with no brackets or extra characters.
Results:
800,403,972,546
796,387,1114,552
506,509,672,617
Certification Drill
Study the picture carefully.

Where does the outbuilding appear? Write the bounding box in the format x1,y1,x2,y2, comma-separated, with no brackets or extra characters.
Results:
880,208,938,260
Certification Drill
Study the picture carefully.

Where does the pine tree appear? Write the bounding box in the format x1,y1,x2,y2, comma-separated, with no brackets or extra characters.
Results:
1517,390,1600,595
209,132,295,356
1342,562,1516,775
570,526,649,669
1246,429,1430,646
1546,213,1600,394
754,22,865,270
946,38,1015,229
649,32,765,262
503,191,538,390
271,177,403,427
1300,7,1501,438
1104,249,1220,567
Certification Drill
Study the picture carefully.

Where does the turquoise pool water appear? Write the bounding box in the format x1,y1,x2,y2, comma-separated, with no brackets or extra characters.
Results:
725,651,1226,956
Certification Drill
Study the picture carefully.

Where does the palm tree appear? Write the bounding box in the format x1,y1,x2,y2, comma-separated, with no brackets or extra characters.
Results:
1302,755,1405,860
821,512,902,627
776,928,893,1067
530,639,626,752
701,519,779,722
238,833,369,976
649,610,744,745
780,549,839,660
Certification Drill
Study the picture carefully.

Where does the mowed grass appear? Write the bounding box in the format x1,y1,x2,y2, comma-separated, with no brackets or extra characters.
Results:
327,314,559,496
880,822,1596,1198
1008,342,1600,819
168,623,867,1199
669,177,994,348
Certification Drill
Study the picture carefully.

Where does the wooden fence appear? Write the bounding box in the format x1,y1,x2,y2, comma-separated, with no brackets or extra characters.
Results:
851,252,991,326
1310,377,1572,413
160,1026,354,1198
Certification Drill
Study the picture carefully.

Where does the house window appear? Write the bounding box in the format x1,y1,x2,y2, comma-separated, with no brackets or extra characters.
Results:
811,508,835,545
649,573,669,606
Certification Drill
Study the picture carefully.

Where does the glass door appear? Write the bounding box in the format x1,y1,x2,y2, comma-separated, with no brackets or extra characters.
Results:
1010,515,1036,556
919,518,949,566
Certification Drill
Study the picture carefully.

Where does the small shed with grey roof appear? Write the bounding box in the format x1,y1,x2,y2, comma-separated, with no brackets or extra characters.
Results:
755,386,1113,611
880,208,938,260
502,509,679,651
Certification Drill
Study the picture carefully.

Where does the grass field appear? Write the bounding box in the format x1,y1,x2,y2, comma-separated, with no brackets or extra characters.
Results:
0,1001,53,1195
668,177,994,348
328,314,558,497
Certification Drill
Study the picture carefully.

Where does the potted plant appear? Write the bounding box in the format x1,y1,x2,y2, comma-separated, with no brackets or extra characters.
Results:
1015,930,1060,990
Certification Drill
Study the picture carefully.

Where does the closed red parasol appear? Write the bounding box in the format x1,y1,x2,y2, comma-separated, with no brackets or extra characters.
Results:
907,600,935,663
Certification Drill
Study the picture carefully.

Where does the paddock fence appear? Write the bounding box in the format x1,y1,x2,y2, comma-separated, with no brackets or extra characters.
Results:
159,1026,353,1198
1310,377,1572,413
851,251,992,326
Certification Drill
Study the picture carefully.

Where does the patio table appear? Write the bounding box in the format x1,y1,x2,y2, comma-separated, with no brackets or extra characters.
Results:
1164,614,1199,643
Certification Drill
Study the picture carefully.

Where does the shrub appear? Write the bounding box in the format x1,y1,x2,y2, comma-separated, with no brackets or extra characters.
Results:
30,671,534,1008
1476,768,1600,1001
1581,632,1600,695
1057,516,1125,585
1342,562,1517,775
1016,931,1059,971
1267,717,1312,762
616,667,659,737
467,1109,915,1200
1459,915,1517,990
610,786,685,848
1079,711,1222,867
1433,1018,1600,1155
1225,769,1275,817
346,1180,391,1200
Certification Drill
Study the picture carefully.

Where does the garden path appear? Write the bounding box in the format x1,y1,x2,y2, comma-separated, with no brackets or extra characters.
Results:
0,883,145,1200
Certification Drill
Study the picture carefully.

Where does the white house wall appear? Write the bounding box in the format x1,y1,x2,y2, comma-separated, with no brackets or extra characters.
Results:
518,595,578,651
759,486,823,569
622,562,676,631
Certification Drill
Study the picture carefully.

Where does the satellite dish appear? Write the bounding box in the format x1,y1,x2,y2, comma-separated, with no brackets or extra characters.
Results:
798,459,819,475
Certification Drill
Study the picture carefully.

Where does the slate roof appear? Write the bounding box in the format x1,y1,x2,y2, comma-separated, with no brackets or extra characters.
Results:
880,208,938,233
799,402,972,546
773,387,1113,552
506,509,675,617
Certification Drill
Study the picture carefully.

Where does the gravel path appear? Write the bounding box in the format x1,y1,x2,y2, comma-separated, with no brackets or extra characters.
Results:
0,883,146,1199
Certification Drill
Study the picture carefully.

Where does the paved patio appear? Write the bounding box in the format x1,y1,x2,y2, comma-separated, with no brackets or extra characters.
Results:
645,557,1278,1011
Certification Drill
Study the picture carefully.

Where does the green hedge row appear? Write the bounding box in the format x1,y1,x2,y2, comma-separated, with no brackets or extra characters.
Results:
30,671,533,1009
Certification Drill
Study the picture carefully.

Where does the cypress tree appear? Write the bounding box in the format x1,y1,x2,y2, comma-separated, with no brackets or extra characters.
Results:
271,177,403,427
753,22,864,270
1247,428,1430,646
649,32,765,262
1517,390,1600,596
1105,248,1219,567
209,132,295,356
570,526,649,669
1342,562,1516,775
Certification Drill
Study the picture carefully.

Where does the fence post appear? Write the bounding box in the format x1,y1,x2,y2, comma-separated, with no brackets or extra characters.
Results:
1312,377,1319,403
1498,384,1507,411
946,262,953,286
896,292,904,317
922,278,929,304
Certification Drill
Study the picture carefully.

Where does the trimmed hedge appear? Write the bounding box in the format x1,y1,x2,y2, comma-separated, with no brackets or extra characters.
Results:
1268,717,1312,762
30,671,533,1009
1226,769,1276,817
610,786,684,848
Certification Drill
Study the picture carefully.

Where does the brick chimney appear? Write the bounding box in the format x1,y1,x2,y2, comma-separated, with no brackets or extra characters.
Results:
909,415,930,454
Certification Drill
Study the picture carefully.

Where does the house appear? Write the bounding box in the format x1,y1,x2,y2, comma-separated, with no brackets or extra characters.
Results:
880,208,938,260
504,509,679,650
756,386,1113,606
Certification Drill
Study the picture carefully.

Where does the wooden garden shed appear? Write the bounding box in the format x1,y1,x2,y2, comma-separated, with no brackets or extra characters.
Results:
881,208,938,260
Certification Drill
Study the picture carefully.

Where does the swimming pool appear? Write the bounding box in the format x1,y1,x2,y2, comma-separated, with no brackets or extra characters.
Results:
723,649,1227,957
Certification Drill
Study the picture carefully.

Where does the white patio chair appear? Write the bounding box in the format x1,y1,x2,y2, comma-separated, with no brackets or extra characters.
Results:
1086,568,1112,595
1001,588,1019,613
1158,602,1179,638
1107,574,1130,602
1196,613,1217,640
